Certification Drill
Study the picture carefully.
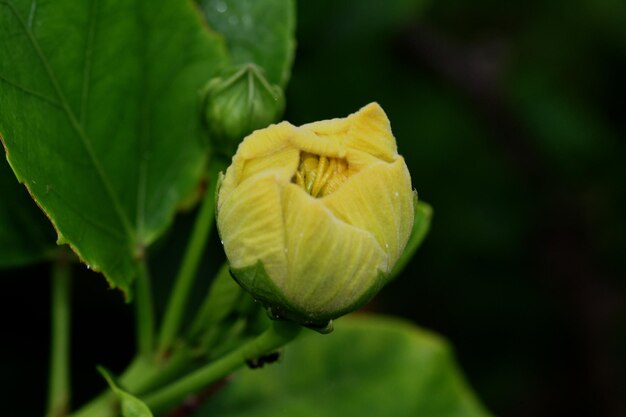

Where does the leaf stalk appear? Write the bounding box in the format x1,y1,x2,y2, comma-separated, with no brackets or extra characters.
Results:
46,253,72,417
157,158,226,355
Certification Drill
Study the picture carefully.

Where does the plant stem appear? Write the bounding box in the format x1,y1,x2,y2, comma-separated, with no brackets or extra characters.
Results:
143,320,302,414
157,159,225,355
69,353,194,417
135,259,155,358
47,254,72,417
186,262,233,340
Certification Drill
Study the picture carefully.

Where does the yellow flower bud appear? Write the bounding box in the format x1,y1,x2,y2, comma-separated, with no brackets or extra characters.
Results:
216,103,415,331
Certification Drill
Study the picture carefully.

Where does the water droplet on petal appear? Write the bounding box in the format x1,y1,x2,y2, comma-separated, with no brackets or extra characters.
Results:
394,191,399,197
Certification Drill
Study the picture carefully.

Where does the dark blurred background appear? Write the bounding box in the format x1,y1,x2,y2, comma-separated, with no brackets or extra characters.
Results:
284,1,626,417
3,1,625,416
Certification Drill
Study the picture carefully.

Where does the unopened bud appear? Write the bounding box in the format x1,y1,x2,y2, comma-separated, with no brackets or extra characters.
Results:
204,64,285,156
216,103,415,332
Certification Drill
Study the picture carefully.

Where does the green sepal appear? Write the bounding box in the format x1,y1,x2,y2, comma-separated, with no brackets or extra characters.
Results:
203,64,285,157
390,195,432,279
97,366,154,417
215,171,224,224
230,262,389,333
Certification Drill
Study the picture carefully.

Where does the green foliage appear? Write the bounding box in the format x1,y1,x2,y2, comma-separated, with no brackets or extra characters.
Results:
188,263,245,339
98,367,154,417
199,0,296,87
198,315,492,417
0,155,55,267
0,0,228,294
290,1,626,414
0,1,502,417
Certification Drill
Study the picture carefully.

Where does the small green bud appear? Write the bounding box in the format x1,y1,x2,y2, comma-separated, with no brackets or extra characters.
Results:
204,64,285,156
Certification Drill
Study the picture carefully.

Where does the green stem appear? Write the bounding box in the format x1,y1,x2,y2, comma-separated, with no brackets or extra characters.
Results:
68,393,114,417
186,262,233,340
68,358,148,417
135,259,155,358
143,320,302,414
157,159,225,354
47,255,72,417
69,352,195,417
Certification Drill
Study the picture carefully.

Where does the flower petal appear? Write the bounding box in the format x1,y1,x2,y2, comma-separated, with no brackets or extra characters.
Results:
220,122,297,197
345,102,398,162
280,184,387,316
236,121,296,160
299,114,350,135
239,146,300,186
289,128,347,159
218,173,287,285
323,158,414,271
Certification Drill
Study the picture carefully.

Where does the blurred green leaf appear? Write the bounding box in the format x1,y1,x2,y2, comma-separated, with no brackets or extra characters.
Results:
0,155,55,267
198,314,492,417
0,0,228,294
98,366,154,417
199,0,296,87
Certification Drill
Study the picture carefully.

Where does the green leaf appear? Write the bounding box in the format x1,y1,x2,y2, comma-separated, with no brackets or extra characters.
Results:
198,314,492,417
0,0,228,293
391,199,433,278
97,366,154,417
0,154,55,267
199,0,296,87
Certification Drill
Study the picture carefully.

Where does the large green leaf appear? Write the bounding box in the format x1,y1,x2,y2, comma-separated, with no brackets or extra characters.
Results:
199,315,493,417
0,154,55,267
0,0,229,293
199,0,296,87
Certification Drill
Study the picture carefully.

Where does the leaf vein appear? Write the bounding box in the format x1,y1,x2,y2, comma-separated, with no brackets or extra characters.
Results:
27,0,35,29
80,0,98,124
134,5,150,245
0,0,136,243
49,187,127,241
0,73,62,109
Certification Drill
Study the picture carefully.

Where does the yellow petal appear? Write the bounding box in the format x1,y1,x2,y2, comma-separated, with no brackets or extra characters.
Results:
239,146,300,186
289,127,347,159
344,148,382,174
323,157,414,271
280,184,387,315
345,102,397,162
218,173,287,284
220,122,297,198
299,114,350,135
236,121,296,160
